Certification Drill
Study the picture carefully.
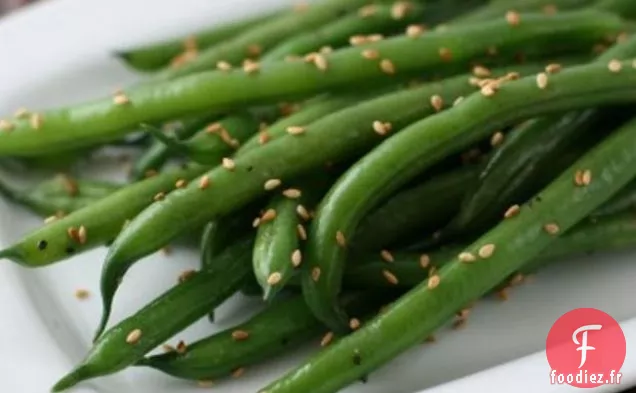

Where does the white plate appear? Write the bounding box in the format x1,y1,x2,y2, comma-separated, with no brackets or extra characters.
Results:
1,1,636,393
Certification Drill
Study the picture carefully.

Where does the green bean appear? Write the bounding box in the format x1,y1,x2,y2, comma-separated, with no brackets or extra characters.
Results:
137,290,388,381
352,165,478,252
97,62,550,337
595,0,636,19
454,0,596,24
301,46,636,331
262,4,426,62
346,212,636,288
116,11,282,72
51,236,253,392
263,106,636,393
591,180,636,216
129,113,219,181
0,11,620,157
0,174,120,218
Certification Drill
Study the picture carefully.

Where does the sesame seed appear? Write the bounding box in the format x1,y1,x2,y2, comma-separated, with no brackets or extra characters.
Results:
336,231,347,247
243,59,260,74
44,215,58,224
154,192,165,201
0,119,14,132
391,1,411,19
367,34,384,42
490,131,505,147
30,113,43,129
264,179,282,191
198,380,214,388
452,318,467,330
427,275,440,289
162,344,175,353
472,65,491,78
544,223,560,235
581,169,592,185
382,270,399,285
247,44,262,57
361,49,379,59
126,329,142,344
261,209,277,223
372,120,392,136
545,63,561,74
297,224,307,240
113,91,130,106
503,72,520,81
283,188,302,199
286,126,306,135
321,331,334,347
291,249,302,267
198,175,210,190
453,96,464,106
358,4,377,17
311,266,321,282
380,250,394,263
293,1,309,12
349,318,361,330
349,35,367,46
510,273,525,286
178,269,197,283
505,10,520,26
175,179,187,188
632,59,636,69
67,227,79,242
232,330,249,341
216,61,232,71
536,72,548,89
430,95,443,112
406,24,425,38
504,204,520,218
320,46,333,54
425,335,436,343
74,289,90,300
222,157,236,170
14,107,29,119
608,59,622,73
258,130,270,144
267,272,282,286
438,47,452,62
478,244,496,258
419,254,430,269
497,288,510,301
232,368,245,378
252,217,261,228
380,59,396,75
60,174,78,196
458,252,476,263
480,84,496,97
176,340,187,353
313,54,328,71
77,225,87,245
296,204,311,221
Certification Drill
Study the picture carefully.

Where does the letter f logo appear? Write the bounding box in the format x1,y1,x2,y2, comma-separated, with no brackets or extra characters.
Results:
572,324,602,368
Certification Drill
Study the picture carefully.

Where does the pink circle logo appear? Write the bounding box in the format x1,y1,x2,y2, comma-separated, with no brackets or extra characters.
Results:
546,308,626,388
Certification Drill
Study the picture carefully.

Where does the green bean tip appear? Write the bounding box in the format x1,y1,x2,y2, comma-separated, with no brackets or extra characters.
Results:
50,366,87,392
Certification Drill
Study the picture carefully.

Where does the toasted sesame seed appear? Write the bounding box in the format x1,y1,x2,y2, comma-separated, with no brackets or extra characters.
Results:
247,44,262,57
264,178,282,191
222,157,236,170
490,131,505,147
358,4,377,17
438,47,452,62
126,329,142,344
320,46,333,54
291,249,303,267
44,215,58,224
632,59,636,69
544,223,560,235
419,254,430,269
232,330,249,341
480,84,496,97
380,59,396,74
243,59,260,74
320,331,334,347
14,107,29,119
382,270,399,285
178,269,197,283
380,250,394,263
113,91,130,106
77,225,88,245
367,34,384,42
504,204,520,218
30,113,43,129
506,10,521,26
216,61,232,71
296,204,311,221
175,179,187,188
458,252,476,263
198,175,210,190
497,288,510,301
267,272,282,286
427,275,440,289
252,217,261,228
453,96,464,106
232,368,245,378
349,318,361,330
581,169,592,185
478,244,496,258
162,344,176,353
286,126,306,135
313,54,328,71
372,120,392,136
176,340,187,353
154,192,165,201
361,49,380,59
406,24,425,38
59,174,78,196
261,208,277,223
545,63,561,74
430,94,444,112
283,188,302,199
0,119,14,132
296,224,307,240
67,227,79,242
311,266,321,282
349,35,367,46
536,72,548,89
258,130,270,145
198,380,214,388
74,289,90,300
608,59,622,73
391,1,411,19
293,0,309,12
336,231,347,247
473,65,491,78
510,273,525,286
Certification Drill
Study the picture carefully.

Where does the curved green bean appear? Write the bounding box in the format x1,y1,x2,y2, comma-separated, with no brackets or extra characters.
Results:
595,0,636,19
0,11,620,156
454,0,596,24
591,180,636,216
263,102,636,393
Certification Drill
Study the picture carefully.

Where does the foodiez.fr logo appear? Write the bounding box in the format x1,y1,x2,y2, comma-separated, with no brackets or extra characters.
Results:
546,308,626,388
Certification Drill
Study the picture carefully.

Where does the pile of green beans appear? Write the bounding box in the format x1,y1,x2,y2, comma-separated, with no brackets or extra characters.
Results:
4,1,636,392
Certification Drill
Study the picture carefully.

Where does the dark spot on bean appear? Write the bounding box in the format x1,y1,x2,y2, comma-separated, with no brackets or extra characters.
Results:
281,337,289,346
246,166,253,172
37,240,48,250
336,9,347,17
105,239,115,246
535,195,543,203
359,375,368,384
353,350,362,365
65,247,75,255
